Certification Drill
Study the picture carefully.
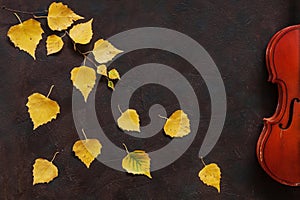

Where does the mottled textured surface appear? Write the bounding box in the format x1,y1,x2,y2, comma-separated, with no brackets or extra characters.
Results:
0,0,300,199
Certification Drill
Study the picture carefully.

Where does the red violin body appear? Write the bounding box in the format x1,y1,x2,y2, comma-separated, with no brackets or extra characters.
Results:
257,25,300,186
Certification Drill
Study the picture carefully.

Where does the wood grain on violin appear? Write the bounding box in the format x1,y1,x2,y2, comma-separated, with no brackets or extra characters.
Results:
257,25,300,186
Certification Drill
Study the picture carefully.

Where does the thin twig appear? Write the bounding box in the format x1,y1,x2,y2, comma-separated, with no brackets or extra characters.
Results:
75,45,97,66
82,50,92,55
2,6,41,15
3,6,47,20
85,56,98,67
64,31,98,68
47,85,55,98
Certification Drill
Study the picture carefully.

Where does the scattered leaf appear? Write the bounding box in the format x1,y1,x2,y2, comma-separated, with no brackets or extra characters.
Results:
73,139,102,168
46,34,64,55
97,64,107,76
198,163,221,193
26,91,60,130
163,110,190,137
107,80,115,90
70,66,96,102
7,18,44,60
69,19,93,44
122,149,152,178
47,2,84,31
92,39,123,64
117,109,140,132
108,69,120,80
33,158,58,185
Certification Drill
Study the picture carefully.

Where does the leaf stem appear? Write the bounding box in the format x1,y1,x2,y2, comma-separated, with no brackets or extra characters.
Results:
47,85,55,98
82,50,92,55
64,30,70,36
200,157,206,166
83,56,87,66
82,129,88,140
51,152,59,162
73,43,77,51
122,143,129,154
65,31,77,51
13,13,22,24
60,32,66,38
117,105,123,114
158,114,168,120
33,15,47,19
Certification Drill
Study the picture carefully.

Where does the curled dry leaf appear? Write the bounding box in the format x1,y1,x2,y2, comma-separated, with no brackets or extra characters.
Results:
46,34,64,55
198,163,221,193
70,66,96,102
73,139,102,168
26,92,60,130
7,18,44,60
97,65,107,76
92,39,123,64
117,109,140,132
163,110,190,137
47,2,84,31
69,19,93,44
108,69,120,80
122,149,152,178
33,158,58,185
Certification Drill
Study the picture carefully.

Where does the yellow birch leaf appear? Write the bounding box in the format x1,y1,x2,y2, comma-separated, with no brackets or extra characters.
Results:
122,150,152,178
198,163,221,193
108,69,120,80
46,34,64,55
97,64,107,76
73,139,102,168
70,66,96,102
7,18,44,60
117,109,140,132
33,158,58,185
47,2,84,31
92,39,123,64
163,110,190,137
69,19,93,44
107,80,115,91
26,91,60,130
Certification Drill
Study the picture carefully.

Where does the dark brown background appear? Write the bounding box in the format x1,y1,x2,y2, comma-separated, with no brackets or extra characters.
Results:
0,0,300,199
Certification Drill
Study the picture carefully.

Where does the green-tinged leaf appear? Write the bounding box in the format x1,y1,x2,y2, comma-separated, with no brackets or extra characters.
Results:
122,150,152,178
107,80,115,90
108,69,120,80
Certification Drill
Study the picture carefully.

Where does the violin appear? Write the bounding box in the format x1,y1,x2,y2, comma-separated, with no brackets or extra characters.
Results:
257,25,300,186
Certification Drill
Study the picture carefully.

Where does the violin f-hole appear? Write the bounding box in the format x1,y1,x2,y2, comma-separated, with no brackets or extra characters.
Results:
257,25,300,186
279,98,300,130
